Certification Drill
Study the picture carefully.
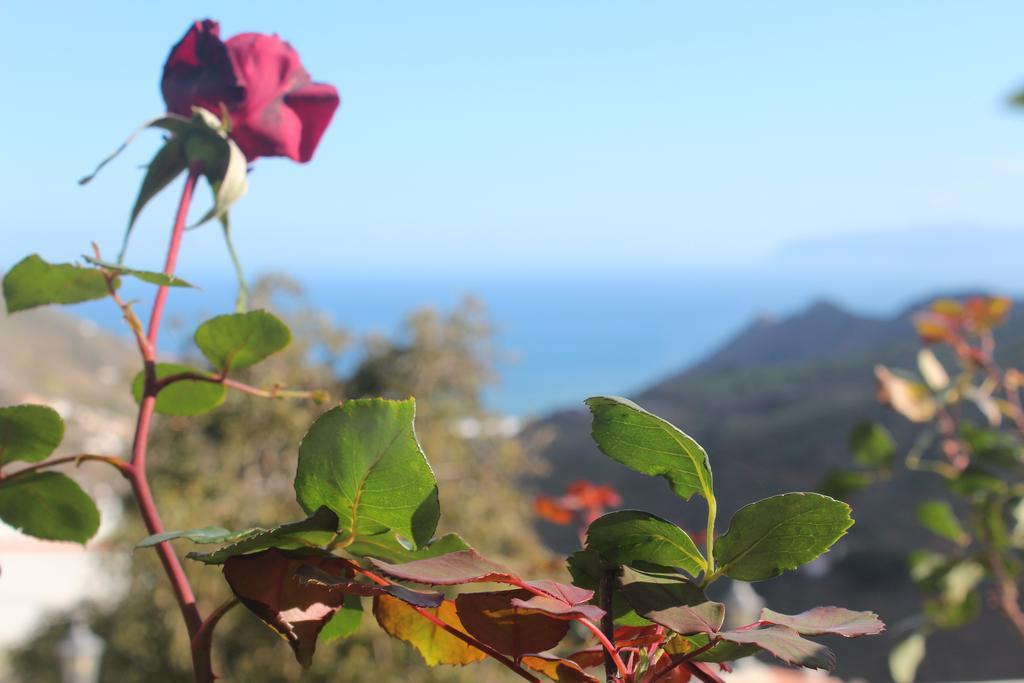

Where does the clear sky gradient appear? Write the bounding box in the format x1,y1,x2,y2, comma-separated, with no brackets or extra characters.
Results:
3,2,1024,277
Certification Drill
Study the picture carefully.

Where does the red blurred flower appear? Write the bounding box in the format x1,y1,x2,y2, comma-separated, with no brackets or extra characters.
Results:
534,480,622,528
162,19,340,163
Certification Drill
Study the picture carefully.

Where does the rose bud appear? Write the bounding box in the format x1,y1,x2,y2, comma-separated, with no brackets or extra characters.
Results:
162,20,340,163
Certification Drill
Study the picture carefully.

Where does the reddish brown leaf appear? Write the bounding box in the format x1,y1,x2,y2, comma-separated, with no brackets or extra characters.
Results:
613,625,665,648
295,564,443,607
720,625,835,670
522,580,594,606
567,647,604,670
759,606,884,637
509,594,605,622
644,654,694,683
223,549,351,667
369,549,520,586
455,589,570,657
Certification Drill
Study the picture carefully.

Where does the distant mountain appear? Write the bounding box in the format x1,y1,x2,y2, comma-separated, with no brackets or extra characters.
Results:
773,226,1024,291
527,296,1024,681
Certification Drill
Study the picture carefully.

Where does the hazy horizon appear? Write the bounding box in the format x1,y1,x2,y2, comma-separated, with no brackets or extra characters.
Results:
5,3,1024,277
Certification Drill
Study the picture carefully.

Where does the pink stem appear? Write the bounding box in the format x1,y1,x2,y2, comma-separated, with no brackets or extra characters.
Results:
126,169,212,681
577,617,631,680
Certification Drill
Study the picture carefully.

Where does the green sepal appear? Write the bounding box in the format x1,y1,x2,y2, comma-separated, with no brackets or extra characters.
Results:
82,256,194,288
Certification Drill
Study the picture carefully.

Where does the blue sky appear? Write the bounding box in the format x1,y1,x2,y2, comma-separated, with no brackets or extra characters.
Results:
3,2,1024,278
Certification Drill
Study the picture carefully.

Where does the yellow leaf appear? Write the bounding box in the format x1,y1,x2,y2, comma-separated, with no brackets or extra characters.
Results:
875,366,936,423
916,349,949,391
373,595,486,666
520,654,599,682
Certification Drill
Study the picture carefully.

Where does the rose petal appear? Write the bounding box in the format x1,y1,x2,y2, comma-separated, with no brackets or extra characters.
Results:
284,82,341,162
161,19,244,117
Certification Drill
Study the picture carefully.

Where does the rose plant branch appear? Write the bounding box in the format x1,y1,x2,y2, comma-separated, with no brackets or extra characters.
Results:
125,168,208,667
0,453,131,483
191,598,240,676
0,17,881,683
837,296,1023,680
154,371,324,401
599,567,622,681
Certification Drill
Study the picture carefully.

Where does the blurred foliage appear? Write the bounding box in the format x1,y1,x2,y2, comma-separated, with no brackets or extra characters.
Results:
8,276,557,682
825,296,1024,682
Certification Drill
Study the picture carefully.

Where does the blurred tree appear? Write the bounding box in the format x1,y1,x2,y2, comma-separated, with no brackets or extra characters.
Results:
8,277,555,682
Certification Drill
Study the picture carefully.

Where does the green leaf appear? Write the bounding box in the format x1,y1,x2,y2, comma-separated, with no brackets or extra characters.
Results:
925,591,980,629
566,548,650,627
294,399,440,549
817,470,872,501
960,422,1023,468
585,396,713,502
759,607,884,637
889,633,926,683
193,310,291,372
82,256,194,288
946,464,1007,496
132,363,226,416
848,421,895,470
713,493,853,582
938,560,985,605
320,595,363,642
369,549,519,586
586,510,705,577
345,531,470,563
3,255,113,313
0,472,99,544
1011,498,1024,550
915,500,969,545
0,404,64,465
136,526,253,548
908,550,954,591
666,634,759,663
183,507,339,565
618,566,723,635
